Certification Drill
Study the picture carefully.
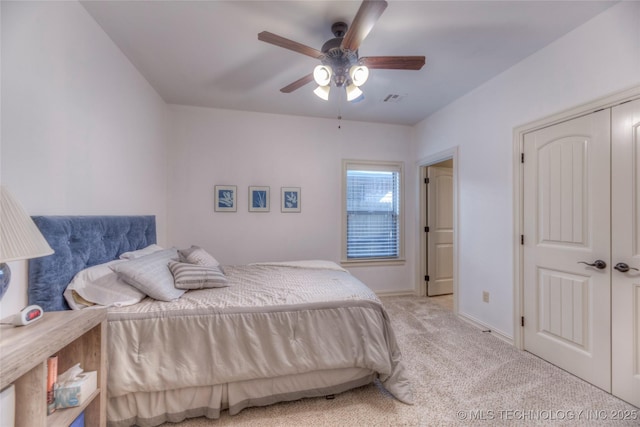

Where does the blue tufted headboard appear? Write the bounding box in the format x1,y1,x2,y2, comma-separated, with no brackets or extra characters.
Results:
28,216,156,311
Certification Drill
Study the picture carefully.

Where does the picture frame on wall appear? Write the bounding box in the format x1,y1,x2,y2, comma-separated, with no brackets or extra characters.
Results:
281,187,301,213
249,186,270,212
214,185,237,212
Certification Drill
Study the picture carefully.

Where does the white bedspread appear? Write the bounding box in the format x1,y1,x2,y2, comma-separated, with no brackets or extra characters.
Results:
107,263,413,404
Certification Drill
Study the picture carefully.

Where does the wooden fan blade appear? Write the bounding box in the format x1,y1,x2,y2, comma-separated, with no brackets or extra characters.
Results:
360,56,426,70
341,0,388,52
258,31,324,59
280,73,315,93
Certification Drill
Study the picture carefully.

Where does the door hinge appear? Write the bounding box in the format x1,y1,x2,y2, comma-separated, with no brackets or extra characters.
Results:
425,226,430,232
425,275,430,282
520,235,524,245
521,153,524,163
521,316,525,327
424,177,430,184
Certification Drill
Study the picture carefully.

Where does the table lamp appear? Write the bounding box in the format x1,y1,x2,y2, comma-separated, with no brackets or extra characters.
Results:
0,186,54,300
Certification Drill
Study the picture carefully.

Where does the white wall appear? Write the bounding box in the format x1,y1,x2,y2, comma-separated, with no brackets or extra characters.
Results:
413,1,640,338
167,105,416,293
4,0,634,331
0,1,169,317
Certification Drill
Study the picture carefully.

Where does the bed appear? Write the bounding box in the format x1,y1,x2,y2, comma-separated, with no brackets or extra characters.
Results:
28,216,413,426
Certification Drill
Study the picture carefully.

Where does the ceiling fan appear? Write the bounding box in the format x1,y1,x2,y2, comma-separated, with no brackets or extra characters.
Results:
258,0,425,102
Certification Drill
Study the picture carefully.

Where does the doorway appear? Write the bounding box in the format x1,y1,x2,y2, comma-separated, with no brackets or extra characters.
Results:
418,148,458,313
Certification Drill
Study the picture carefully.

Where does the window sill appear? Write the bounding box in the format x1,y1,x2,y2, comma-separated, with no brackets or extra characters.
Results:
340,258,406,268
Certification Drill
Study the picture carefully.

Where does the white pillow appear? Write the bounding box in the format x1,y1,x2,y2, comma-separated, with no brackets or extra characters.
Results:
63,259,146,309
168,261,229,290
178,246,219,267
111,248,184,301
119,244,164,260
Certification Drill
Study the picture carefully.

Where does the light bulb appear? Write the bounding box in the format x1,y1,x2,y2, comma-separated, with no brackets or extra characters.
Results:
313,65,332,86
349,65,369,87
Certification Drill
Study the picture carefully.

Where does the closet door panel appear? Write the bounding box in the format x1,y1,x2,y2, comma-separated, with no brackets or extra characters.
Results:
523,109,611,391
612,98,640,408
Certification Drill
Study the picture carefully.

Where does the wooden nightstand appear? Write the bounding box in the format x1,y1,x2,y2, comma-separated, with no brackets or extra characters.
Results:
0,309,107,426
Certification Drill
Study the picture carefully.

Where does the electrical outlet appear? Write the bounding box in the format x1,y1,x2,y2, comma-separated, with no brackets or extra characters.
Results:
482,291,490,303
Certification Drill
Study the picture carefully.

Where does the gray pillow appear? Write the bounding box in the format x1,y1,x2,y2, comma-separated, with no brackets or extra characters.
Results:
178,246,219,267
168,261,229,290
111,248,184,301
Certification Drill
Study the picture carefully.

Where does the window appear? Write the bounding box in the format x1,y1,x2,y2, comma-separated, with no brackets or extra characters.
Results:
342,160,404,264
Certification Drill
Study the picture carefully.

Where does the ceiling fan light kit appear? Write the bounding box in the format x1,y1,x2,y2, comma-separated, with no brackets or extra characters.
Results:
313,64,367,102
258,0,425,104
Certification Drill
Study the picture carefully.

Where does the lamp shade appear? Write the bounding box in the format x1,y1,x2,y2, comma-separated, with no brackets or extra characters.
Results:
313,65,332,86
313,85,330,101
349,65,369,87
0,186,53,263
346,84,363,102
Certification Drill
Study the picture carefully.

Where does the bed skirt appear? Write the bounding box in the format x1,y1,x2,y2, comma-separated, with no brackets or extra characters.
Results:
108,367,376,427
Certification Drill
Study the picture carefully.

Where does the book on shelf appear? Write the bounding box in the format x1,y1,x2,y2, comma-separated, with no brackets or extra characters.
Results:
46,355,57,415
70,411,85,427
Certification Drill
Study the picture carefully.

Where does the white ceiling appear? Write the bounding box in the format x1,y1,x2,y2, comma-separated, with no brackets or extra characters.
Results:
81,0,615,126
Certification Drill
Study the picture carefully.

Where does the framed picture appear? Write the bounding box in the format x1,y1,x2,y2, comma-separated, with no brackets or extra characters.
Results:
281,187,301,213
249,186,270,212
214,185,237,212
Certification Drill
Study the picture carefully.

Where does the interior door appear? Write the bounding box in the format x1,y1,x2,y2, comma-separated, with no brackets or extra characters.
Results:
427,166,453,296
611,98,640,407
523,109,611,391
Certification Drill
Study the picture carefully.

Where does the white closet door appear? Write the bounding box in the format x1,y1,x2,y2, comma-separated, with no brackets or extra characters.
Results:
612,98,640,407
523,109,611,391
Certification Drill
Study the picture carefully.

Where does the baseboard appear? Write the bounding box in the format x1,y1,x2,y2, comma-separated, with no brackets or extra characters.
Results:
457,312,514,345
375,290,417,297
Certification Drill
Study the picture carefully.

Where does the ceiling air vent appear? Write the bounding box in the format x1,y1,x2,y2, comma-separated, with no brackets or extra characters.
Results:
383,94,405,103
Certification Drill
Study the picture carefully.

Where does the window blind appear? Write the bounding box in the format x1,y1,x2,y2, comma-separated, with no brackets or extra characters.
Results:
346,169,400,259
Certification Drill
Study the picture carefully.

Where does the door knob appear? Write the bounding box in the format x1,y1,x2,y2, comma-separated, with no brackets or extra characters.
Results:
578,260,607,269
613,262,639,273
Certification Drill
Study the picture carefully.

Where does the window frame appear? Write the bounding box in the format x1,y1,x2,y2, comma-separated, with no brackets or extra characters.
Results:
341,159,405,266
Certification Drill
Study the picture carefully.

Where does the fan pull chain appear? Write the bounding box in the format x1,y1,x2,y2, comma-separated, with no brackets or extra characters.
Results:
337,90,343,129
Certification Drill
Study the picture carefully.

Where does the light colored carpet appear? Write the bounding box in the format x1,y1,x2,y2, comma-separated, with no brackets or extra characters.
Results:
159,295,638,426
427,294,454,311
